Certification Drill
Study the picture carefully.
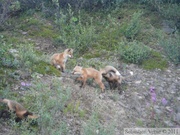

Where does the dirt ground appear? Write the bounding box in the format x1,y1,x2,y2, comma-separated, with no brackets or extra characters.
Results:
0,38,180,135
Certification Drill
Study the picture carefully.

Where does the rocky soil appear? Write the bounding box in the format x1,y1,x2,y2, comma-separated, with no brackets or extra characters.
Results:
16,59,178,135
1,22,180,134
55,61,180,135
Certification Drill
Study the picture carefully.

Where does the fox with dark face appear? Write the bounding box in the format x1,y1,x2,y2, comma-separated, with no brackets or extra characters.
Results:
72,66,105,93
100,65,124,90
0,98,39,122
50,48,73,72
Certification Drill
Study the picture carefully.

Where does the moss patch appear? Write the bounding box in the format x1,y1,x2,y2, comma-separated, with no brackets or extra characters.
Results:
83,51,102,59
32,61,61,76
142,51,168,70
29,26,59,39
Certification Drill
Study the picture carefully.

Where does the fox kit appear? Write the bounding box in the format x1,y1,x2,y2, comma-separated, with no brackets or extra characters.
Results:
0,98,39,122
72,66,105,92
100,65,123,90
50,48,73,72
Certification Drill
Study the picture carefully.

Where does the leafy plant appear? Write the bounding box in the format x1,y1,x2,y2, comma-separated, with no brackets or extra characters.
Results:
17,44,43,68
55,7,97,55
123,11,143,39
160,36,180,65
0,42,19,68
119,41,151,64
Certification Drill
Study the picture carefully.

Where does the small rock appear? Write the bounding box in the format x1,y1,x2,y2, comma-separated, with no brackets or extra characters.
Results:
166,106,173,112
154,108,163,115
166,70,171,73
176,106,180,113
135,80,141,84
174,113,180,123
164,120,174,127
123,94,130,98
138,95,144,100
129,71,133,76
99,94,105,99
142,92,148,97
9,49,18,53
22,31,28,35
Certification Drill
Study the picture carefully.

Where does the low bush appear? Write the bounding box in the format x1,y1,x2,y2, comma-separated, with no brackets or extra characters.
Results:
0,41,19,68
122,11,143,40
160,36,180,65
54,7,98,56
119,41,151,64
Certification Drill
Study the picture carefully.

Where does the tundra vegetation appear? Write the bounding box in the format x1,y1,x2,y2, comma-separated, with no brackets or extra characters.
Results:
0,0,180,134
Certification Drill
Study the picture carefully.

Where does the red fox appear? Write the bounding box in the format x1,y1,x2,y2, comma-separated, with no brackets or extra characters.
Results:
50,48,73,72
72,66,105,92
0,98,39,122
100,65,124,90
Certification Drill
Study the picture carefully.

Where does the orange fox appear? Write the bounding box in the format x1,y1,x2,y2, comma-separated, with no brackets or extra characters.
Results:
100,65,124,90
0,98,39,122
50,48,73,72
72,66,105,92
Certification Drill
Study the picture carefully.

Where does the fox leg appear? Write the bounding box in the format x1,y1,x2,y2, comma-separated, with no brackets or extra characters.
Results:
117,83,122,94
76,76,85,88
77,75,87,88
61,64,65,72
112,81,118,89
76,76,83,81
52,60,61,70
81,77,87,88
95,78,105,93
99,82,105,93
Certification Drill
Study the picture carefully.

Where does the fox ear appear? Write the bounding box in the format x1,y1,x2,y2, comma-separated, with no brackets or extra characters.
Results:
68,48,72,52
77,63,81,66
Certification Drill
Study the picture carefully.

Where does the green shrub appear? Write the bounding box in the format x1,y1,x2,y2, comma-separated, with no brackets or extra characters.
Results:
160,36,180,65
17,44,42,68
55,7,97,55
119,41,151,64
161,3,180,20
123,11,143,39
0,42,19,68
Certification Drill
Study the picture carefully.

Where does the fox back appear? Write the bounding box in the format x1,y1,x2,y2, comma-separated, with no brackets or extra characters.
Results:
72,66,100,78
102,65,121,76
84,68,100,78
